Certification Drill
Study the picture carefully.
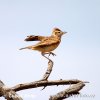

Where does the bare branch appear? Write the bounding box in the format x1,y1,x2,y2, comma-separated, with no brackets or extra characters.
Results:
0,80,23,100
41,59,53,81
49,82,85,100
0,50,89,100
0,80,5,97
11,79,82,92
0,79,88,100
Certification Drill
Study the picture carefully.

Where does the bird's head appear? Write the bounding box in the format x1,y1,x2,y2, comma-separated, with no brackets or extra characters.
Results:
52,28,67,37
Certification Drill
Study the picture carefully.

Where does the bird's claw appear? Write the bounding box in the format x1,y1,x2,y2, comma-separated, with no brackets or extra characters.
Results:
49,52,56,56
48,52,56,58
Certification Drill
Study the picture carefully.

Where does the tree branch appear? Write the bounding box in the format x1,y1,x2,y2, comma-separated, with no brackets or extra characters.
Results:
0,55,89,100
0,80,23,100
11,79,83,92
49,82,85,100
41,59,53,81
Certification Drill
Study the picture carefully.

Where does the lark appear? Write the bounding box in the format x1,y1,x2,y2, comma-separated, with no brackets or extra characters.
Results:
20,28,67,59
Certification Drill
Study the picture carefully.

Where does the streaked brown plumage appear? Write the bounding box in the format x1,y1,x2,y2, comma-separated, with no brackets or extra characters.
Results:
20,28,67,58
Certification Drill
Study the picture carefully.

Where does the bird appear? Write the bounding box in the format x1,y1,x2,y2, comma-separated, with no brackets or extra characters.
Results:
19,28,67,59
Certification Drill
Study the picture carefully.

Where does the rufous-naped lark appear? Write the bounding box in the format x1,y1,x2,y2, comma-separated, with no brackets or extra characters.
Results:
20,28,67,57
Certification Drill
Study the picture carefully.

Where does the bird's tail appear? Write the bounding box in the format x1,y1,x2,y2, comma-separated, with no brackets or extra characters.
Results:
19,46,32,50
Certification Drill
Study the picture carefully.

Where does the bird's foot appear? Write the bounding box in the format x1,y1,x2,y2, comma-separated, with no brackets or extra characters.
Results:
41,52,56,60
49,52,56,56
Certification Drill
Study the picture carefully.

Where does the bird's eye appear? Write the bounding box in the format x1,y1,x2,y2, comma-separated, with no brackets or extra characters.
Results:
57,31,60,34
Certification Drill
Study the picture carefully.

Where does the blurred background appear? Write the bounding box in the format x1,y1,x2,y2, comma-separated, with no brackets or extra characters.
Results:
0,0,100,100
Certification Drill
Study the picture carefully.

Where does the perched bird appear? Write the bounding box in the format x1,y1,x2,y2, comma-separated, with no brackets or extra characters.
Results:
20,28,67,59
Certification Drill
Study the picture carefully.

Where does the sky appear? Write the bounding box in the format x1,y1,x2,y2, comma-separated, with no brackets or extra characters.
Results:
0,0,100,100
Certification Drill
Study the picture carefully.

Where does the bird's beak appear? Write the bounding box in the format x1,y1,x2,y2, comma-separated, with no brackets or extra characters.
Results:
63,31,67,34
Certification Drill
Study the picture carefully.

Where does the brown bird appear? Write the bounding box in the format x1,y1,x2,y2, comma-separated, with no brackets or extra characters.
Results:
20,28,67,59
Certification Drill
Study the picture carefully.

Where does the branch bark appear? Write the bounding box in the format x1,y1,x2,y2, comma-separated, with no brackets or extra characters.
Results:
0,57,89,100
0,80,23,100
41,59,53,81
49,82,85,100
11,79,82,92
0,79,88,100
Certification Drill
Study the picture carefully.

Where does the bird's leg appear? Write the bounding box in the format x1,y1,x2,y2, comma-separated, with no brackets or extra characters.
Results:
41,52,56,60
41,52,50,60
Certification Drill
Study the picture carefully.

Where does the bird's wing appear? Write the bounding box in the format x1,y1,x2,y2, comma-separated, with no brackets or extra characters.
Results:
25,35,47,41
34,37,60,47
